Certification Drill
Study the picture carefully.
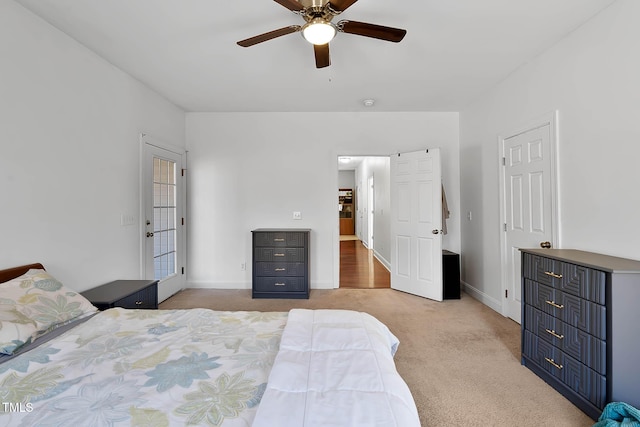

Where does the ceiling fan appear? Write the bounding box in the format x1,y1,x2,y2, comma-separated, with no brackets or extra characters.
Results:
237,0,407,68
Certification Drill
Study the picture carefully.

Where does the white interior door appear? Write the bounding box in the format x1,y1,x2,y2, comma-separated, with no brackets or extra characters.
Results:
390,149,443,301
141,135,186,302
501,119,557,323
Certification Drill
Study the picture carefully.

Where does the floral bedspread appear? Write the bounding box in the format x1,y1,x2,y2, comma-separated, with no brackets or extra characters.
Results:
0,308,288,426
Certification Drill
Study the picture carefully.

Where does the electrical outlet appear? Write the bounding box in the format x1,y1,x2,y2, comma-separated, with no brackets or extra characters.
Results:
293,211,302,220
240,262,246,271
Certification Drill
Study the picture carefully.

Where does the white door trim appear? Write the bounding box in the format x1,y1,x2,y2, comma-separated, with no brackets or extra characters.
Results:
498,111,560,319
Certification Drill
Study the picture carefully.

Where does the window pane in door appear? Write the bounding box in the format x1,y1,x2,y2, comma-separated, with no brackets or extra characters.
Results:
153,157,177,281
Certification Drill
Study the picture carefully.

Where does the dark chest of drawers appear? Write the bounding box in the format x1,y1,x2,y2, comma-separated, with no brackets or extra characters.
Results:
252,228,310,299
81,279,158,310
520,249,640,419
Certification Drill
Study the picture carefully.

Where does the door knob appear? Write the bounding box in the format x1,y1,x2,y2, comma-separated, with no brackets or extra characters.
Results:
146,232,154,238
540,241,552,249
432,229,440,234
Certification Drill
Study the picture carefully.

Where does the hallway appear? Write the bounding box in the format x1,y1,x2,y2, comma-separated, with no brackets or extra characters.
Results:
339,238,390,289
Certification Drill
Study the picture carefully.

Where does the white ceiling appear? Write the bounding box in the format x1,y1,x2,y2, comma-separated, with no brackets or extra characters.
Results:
14,0,616,112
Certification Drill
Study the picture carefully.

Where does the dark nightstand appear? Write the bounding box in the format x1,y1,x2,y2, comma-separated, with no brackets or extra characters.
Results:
81,279,158,310
443,250,461,299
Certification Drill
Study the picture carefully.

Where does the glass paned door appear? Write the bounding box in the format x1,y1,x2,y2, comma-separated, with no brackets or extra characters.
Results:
142,135,185,302
153,157,177,281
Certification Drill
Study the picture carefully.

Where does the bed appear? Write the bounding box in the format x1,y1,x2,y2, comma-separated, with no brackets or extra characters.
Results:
0,264,420,426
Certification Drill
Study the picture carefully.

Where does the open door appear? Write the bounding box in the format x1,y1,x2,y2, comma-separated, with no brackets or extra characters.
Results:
390,149,443,301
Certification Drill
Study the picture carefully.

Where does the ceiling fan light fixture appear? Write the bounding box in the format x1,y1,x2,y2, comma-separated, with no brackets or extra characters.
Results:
302,19,337,45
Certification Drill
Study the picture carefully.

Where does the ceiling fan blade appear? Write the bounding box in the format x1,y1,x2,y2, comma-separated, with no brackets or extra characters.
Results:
338,20,407,43
328,0,359,13
314,43,330,68
273,0,305,12
237,25,301,47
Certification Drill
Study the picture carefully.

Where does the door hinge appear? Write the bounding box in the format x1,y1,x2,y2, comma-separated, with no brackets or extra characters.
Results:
504,223,507,231
181,168,186,177
181,267,184,275
502,157,506,166
181,217,184,226
505,289,508,298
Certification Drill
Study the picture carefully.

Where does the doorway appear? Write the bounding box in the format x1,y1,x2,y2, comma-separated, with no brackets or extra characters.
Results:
337,156,390,288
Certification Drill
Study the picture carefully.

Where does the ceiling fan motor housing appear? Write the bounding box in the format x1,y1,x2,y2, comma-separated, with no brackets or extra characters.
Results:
298,0,340,23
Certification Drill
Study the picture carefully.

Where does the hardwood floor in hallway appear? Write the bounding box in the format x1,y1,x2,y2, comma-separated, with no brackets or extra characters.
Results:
339,238,390,288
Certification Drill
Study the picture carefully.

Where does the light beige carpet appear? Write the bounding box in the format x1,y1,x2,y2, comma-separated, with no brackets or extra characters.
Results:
160,288,594,427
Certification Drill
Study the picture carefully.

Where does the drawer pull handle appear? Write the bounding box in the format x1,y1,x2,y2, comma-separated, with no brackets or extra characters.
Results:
274,238,285,242
274,253,285,257
545,300,564,309
274,282,286,286
275,268,286,272
544,271,563,279
545,329,564,339
544,357,563,370
135,301,143,305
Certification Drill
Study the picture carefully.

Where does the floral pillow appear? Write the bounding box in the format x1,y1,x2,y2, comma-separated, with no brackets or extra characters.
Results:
0,269,97,354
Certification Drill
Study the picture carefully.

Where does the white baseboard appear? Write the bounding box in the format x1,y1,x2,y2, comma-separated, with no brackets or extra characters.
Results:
461,280,503,314
187,281,251,290
373,250,391,272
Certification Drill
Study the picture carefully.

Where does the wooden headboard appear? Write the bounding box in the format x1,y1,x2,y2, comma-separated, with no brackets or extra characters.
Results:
0,263,45,284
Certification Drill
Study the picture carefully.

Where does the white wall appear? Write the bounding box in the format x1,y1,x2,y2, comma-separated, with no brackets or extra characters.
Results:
186,112,460,289
0,1,185,291
459,0,640,310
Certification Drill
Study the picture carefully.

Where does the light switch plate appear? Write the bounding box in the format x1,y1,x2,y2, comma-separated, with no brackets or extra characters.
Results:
293,211,302,220
120,213,136,226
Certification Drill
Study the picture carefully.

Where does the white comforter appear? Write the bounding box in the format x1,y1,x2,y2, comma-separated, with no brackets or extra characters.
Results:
253,309,420,427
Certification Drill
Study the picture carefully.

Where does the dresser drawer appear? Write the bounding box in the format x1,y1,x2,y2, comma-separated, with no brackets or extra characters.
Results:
254,277,307,293
253,232,306,247
525,279,606,339
254,247,306,262
525,305,606,374
523,253,606,304
524,330,606,408
116,285,157,309
254,262,306,277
